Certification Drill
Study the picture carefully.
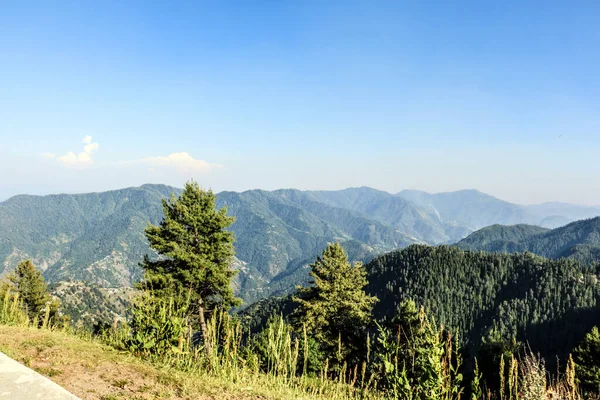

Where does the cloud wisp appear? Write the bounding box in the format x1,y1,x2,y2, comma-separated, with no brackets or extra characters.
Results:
41,137,221,178
140,152,223,173
43,136,100,166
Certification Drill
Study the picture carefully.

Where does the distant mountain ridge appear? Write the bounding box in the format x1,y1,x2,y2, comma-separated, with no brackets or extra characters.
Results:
456,217,600,264
1,184,599,304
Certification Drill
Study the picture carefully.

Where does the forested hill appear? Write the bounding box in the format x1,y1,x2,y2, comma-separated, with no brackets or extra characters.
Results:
364,244,600,363
456,217,600,264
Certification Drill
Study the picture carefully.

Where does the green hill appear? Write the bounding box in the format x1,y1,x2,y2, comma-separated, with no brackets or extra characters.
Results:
365,245,600,363
242,244,600,367
456,217,600,264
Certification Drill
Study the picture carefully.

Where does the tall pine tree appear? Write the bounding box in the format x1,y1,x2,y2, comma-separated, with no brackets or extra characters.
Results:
140,181,240,341
293,243,377,362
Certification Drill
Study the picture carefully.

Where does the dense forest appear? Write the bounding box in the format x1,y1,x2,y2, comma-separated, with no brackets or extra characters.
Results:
243,244,600,369
457,217,600,264
365,245,600,364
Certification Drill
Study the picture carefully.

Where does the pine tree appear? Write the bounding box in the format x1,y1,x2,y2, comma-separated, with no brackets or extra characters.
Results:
6,260,58,324
573,326,600,395
374,300,446,400
139,181,240,341
293,243,378,361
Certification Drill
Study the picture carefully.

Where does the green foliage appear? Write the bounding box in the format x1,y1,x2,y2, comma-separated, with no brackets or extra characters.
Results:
471,359,482,400
1,260,62,327
477,328,522,393
373,300,451,400
293,243,378,364
366,245,600,369
456,217,600,264
10,261,54,318
140,181,241,313
371,299,465,400
250,315,325,376
0,286,29,326
123,291,191,357
573,326,600,395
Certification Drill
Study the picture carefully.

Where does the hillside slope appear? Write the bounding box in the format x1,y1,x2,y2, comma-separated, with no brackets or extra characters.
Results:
241,243,600,367
0,325,327,400
456,217,600,264
0,185,418,304
364,244,600,363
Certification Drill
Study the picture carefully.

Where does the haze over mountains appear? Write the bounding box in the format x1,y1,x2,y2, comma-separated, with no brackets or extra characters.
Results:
1,184,599,304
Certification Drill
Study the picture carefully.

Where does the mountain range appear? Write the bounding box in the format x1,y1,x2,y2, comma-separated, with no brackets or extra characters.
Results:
1,184,599,304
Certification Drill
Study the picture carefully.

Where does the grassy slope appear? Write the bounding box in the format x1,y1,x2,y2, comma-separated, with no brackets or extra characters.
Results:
0,325,320,400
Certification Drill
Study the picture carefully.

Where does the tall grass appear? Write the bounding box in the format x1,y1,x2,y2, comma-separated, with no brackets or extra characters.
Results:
103,293,384,399
0,288,29,326
488,352,583,400
0,289,593,400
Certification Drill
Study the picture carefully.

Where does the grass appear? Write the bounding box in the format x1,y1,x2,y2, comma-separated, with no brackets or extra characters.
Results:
0,324,354,400
0,289,378,400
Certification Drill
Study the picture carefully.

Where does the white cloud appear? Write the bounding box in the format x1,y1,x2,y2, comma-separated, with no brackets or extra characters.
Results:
141,152,222,173
44,136,100,166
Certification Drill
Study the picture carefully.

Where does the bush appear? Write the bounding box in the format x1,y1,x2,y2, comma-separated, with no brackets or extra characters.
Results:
124,291,192,357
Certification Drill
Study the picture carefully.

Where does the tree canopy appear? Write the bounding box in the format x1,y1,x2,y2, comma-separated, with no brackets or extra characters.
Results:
293,242,377,360
140,181,240,312
1,260,60,325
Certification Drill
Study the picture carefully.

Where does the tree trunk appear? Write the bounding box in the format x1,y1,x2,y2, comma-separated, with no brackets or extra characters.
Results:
198,297,211,356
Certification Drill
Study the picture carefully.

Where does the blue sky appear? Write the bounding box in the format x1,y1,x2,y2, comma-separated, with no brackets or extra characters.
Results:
1,1,599,204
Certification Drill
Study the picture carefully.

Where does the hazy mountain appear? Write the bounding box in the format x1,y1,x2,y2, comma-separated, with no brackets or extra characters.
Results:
215,189,417,301
397,189,600,230
293,187,450,243
455,224,550,252
0,184,173,286
525,202,600,225
456,217,600,264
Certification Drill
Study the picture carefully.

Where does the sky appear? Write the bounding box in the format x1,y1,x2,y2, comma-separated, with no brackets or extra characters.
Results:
1,1,599,205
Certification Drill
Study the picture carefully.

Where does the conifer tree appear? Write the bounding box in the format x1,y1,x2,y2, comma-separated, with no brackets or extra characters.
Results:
6,260,58,323
573,326,600,395
374,300,446,399
293,243,377,360
140,181,240,339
